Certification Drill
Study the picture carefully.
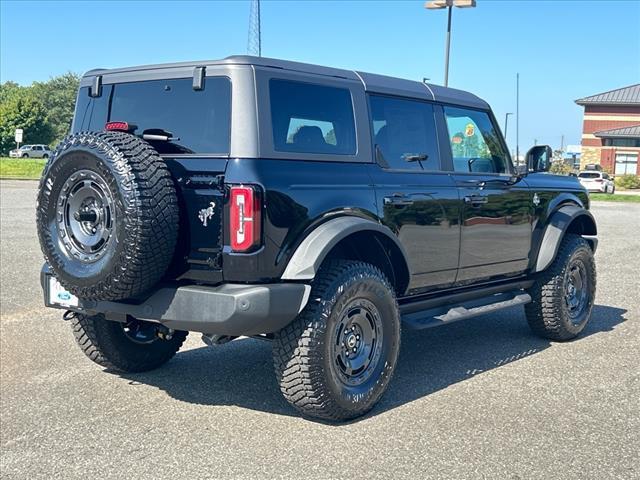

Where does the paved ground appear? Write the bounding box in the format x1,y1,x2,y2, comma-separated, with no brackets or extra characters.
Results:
1,180,638,480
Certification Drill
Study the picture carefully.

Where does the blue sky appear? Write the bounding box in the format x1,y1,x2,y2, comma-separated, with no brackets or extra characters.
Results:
1,0,639,151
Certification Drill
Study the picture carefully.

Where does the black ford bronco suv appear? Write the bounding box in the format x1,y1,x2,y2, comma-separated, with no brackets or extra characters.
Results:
37,56,597,421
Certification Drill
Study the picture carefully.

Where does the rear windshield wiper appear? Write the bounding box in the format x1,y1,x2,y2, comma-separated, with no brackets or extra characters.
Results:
142,128,180,142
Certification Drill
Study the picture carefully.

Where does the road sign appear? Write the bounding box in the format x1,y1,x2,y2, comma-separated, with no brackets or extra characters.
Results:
15,129,23,143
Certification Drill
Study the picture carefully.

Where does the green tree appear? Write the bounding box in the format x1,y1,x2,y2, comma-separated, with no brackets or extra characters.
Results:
0,87,53,154
548,149,573,175
32,72,80,143
0,81,22,103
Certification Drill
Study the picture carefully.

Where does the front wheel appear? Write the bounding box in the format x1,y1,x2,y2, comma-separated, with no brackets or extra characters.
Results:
272,260,401,421
71,314,188,372
525,234,596,341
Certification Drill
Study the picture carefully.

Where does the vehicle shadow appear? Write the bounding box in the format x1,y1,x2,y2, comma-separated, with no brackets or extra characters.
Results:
117,304,627,422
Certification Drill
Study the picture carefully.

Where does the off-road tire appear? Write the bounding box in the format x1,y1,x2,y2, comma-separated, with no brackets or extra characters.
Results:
525,234,596,341
71,314,188,373
36,132,179,301
272,260,401,421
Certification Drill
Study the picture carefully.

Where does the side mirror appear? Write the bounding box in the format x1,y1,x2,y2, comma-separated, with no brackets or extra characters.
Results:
526,145,552,173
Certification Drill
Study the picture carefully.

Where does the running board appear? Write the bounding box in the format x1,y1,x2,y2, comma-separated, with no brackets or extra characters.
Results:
401,290,532,330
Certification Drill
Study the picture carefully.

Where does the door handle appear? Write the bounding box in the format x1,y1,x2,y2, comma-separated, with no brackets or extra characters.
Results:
384,194,414,206
464,194,489,206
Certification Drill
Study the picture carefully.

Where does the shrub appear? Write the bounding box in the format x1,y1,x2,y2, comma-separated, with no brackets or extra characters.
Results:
549,161,573,175
614,174,640,190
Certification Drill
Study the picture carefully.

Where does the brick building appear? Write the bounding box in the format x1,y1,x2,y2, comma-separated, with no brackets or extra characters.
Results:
575,84,640,175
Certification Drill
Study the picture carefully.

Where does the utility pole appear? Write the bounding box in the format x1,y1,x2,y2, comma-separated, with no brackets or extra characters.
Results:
560,134,565,151
425,0,476,87
516,72,520,165
248,0,261,57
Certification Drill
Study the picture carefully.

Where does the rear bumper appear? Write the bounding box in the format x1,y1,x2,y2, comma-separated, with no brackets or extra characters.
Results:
41,267,310,336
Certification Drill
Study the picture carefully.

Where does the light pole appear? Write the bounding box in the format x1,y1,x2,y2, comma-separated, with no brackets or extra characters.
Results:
425,0,476,87
516,72,520,164
504,112,513,141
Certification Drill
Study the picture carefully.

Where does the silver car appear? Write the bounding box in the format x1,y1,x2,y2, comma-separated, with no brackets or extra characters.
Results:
9,144,52,159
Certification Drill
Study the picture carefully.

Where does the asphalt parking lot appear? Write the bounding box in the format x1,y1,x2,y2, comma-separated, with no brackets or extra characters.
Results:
1,179,638,480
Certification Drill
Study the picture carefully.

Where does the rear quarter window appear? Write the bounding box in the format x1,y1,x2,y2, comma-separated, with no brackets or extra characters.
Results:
269,79,356,155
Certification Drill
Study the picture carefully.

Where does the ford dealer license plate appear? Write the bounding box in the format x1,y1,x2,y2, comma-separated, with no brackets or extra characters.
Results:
48,277,79,308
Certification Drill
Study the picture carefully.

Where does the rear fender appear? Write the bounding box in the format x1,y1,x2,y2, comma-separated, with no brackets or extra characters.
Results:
281,216,410,293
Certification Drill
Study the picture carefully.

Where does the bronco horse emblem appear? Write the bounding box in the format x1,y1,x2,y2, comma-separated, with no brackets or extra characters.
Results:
198,201,216,227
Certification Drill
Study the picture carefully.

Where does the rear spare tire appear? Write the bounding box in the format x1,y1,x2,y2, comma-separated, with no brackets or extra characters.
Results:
36,132,179,301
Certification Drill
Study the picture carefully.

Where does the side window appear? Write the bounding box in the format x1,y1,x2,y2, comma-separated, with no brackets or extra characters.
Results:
369,95,439,171
444,106,508,174
269,79,356,155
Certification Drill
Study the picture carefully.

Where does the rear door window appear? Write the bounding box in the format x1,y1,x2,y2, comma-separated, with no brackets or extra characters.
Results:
269,79,356,155
368,95,439,171
108,77,231,155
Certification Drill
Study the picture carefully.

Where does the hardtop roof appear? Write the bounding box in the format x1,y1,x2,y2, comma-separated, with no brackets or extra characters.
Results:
83,55,488,109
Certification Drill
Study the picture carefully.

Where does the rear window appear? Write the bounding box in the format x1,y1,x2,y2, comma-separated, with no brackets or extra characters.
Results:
75,77,231,155
269,79,356,155
109,77,231,154
578,172,601,179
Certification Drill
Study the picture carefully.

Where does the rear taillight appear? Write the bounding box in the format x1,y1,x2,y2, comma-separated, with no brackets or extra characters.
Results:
229,185,262,252
594,179,603,183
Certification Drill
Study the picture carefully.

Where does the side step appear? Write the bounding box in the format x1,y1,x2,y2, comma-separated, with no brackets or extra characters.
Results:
401,290,531,330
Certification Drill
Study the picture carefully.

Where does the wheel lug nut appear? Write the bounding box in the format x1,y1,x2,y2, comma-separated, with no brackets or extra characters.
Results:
352,347,356,352
356,335,360,340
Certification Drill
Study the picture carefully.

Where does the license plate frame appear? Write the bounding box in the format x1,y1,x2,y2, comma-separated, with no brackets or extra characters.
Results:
46,275,79,308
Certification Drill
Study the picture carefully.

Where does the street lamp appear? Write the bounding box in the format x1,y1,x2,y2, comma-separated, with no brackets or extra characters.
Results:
425,0,476,87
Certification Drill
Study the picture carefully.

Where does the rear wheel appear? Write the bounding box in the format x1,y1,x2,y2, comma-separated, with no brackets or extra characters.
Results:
525,234,596,341
71,314,188,373
272,260,401,421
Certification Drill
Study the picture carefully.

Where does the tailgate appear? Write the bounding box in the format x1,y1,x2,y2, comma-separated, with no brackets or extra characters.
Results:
164,157,227,284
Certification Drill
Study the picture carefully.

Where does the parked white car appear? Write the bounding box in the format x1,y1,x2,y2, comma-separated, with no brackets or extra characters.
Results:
9,144,52,159
578,171,615,193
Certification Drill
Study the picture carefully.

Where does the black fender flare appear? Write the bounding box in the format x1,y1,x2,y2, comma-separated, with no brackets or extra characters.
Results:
534,205,597,272
281,216,410,287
